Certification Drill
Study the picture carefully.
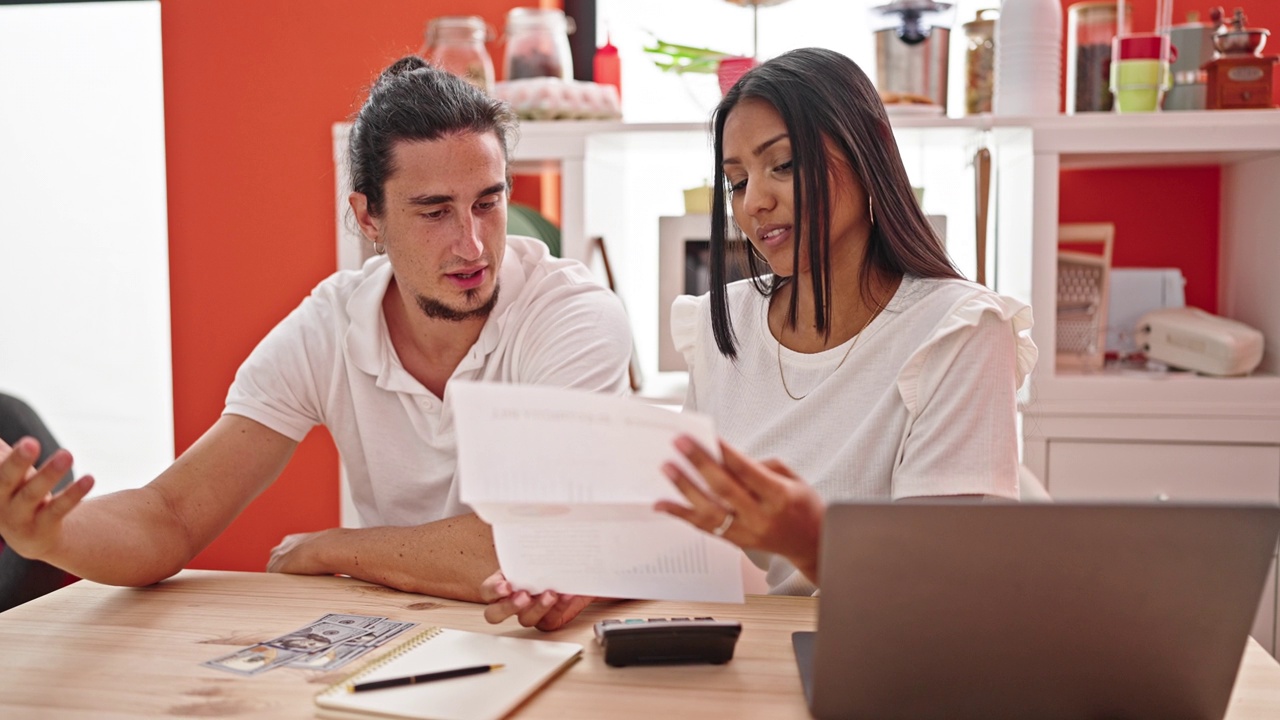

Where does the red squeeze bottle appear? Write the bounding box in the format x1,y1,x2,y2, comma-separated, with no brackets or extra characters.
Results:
594,33,621,103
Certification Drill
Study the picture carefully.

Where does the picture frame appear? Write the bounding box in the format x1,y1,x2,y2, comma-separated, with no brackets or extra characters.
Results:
657,215,756,373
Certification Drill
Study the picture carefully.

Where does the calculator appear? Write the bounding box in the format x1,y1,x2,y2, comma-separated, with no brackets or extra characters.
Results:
593,617,742,667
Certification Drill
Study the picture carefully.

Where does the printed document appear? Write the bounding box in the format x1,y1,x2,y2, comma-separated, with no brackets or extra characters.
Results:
452,381,744,603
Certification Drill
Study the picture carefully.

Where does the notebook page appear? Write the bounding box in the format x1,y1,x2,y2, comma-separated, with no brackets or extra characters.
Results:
316,627,582,720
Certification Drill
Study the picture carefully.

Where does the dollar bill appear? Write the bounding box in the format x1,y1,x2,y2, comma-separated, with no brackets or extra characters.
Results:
202,644,308,676
316,613,387,628
202,614,418,675
287,642,376,671
265,621,366,652
351,619,418,646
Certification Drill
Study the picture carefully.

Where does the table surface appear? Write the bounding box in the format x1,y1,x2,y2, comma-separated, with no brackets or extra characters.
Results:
2,569,1279,719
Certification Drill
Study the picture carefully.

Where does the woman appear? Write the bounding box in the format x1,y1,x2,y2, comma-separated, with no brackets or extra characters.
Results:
482,47,1035,627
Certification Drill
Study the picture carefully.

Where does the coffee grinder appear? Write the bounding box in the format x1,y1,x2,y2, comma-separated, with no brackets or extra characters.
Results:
1204,6,1275,109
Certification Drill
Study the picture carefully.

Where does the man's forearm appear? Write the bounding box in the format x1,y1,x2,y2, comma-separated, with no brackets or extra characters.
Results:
46,488,198,587
299,514,500,602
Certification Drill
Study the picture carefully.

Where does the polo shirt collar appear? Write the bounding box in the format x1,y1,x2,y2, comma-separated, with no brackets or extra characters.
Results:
344,249,527,391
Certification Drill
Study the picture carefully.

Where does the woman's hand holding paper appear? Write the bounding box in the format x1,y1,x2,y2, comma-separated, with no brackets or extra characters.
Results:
655,436,826,584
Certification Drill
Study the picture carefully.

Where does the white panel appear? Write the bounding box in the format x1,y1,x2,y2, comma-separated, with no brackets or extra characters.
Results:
582,129,712,381
991,126,1037,306
1222,154,1280,376
0,1,172,493
1046,441,1280,503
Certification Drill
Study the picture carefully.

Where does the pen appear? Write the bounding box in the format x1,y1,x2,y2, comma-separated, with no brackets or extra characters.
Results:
351,664,505,692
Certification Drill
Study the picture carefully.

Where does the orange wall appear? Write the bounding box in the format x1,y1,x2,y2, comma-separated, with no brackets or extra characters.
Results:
159,0,537,572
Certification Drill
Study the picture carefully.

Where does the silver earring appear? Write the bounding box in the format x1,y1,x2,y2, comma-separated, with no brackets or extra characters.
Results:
868,196,875,226
373,240,385,255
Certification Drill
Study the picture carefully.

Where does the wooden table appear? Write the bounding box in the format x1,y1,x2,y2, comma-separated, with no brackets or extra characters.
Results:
1,570,1279,719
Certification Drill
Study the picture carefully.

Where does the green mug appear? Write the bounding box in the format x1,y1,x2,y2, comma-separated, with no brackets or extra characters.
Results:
1110,59,1172,112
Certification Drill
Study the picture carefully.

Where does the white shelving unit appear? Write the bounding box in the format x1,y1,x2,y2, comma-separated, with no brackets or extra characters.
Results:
1018,111,1280,413
1007,109,1280,656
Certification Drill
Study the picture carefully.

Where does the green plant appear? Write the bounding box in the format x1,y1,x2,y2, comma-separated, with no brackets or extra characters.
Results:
642,37,735,74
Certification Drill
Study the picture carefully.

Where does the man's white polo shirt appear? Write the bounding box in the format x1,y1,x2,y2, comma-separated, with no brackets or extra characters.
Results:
224,236,631,527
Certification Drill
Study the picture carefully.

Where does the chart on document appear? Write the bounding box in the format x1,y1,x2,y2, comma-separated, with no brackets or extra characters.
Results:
452,382,745,603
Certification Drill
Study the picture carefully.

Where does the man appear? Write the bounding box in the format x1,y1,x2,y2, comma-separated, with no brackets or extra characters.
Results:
0,57,632,608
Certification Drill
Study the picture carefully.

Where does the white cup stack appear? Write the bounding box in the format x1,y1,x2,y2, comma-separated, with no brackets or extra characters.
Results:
994,0,1064,116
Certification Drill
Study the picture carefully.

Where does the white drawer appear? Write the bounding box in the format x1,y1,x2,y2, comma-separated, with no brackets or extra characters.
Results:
1046,441,1280,503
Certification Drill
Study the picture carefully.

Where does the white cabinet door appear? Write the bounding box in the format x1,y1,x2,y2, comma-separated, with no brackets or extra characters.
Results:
1046,440,1280,655
1046,441,1280,504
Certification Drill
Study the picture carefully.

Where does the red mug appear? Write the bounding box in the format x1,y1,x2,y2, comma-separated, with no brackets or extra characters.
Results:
1113,33,1178,62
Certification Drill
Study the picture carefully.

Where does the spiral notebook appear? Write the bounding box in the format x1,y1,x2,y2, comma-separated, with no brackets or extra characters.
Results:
314,627,583,720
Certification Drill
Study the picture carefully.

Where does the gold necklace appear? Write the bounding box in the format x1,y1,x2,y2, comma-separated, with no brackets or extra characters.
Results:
776,303,885,401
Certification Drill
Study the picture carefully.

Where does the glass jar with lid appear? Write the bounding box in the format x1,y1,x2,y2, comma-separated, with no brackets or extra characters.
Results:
1066,1,1132,113
962,9,999,114
503,7,575,81
423,16,495,91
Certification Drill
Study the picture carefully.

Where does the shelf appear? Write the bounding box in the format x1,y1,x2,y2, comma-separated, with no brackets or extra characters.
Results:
1027,369,1280,418
341,110,1280,168
513,110,1280,158
512,121,704,170
1025,109,1280,167
511,117,993,167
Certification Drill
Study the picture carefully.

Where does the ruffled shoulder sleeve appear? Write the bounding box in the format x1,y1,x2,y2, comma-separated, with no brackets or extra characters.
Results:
898,287,1038,415
670,293,704,362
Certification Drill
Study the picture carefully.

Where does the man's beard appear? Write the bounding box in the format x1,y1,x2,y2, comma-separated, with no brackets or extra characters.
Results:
415,284,500,322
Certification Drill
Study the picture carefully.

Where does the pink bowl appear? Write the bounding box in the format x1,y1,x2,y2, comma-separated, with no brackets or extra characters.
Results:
717,56,758,95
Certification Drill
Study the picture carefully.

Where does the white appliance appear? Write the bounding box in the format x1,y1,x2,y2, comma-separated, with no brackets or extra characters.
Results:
1135,307,1264,377
1106,268,1186,355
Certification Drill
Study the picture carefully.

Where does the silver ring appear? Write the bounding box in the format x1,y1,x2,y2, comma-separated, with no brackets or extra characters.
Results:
712,511,735,537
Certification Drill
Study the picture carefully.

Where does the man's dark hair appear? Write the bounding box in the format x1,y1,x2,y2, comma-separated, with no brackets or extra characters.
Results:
348,56,519,218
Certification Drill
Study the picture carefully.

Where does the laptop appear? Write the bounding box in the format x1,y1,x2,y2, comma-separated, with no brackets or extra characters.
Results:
793,501,1280,720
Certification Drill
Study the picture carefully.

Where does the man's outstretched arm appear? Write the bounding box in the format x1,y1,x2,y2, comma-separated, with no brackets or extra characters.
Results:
0,415,296,587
